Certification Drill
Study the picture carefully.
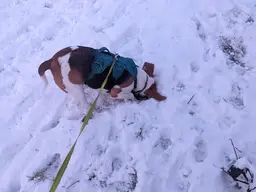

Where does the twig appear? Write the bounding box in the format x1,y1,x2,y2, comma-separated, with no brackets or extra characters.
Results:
213,164,223,169
222,98,228,103
187,94,196,104
235,147,242,154
229,139,239,160
67,180,80,189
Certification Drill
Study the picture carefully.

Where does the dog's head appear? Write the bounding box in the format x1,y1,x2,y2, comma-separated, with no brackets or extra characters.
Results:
142,62,167,102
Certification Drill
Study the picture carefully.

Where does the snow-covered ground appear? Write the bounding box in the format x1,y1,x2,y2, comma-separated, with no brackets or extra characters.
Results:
1,0,256,191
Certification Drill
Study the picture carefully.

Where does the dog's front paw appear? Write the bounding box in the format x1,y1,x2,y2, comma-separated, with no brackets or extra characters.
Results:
116,93,135,101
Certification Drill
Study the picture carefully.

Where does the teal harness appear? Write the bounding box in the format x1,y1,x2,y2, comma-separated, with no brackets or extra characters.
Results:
86,47,149,100
87,47,138,86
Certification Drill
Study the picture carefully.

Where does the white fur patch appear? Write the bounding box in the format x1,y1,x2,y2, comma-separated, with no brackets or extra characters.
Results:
114,67,154,100
116,82,135,100
70,46,79,50
58,53,87,108
134,67,155,95
58,53,71,92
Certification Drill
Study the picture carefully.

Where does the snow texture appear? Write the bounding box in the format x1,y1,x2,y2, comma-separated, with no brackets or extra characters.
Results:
0,0,256,191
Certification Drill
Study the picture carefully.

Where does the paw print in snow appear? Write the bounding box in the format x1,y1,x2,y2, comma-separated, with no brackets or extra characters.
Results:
176,82,185,92
112,157,122,172
190,62,200,73
181,165,192,178
193,138,207,163
154,137,172,150
177,180,191,192
228,83,245,110
44,1,53,8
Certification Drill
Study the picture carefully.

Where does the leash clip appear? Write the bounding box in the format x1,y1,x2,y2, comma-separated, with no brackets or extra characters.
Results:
113,53,119,60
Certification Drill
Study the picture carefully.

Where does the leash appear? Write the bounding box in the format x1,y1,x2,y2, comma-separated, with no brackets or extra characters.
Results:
49,54,117,192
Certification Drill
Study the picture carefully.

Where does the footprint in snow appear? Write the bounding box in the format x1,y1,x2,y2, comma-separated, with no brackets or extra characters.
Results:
181,165,192,178
218,115,236,129
176,180,191,192
44,1,53,8
112,157,122,172
93,145,107,157
176,82,185,92
190,124,204,134
40,119,60,132
154,137,172,151
227,83,245,110
193,137,207,163
108,125,119,142
190,61,200,73
86,156,137,191
40,100,67,132
193,18,207,42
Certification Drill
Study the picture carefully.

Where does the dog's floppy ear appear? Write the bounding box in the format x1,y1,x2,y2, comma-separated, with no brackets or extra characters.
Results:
145,83,167,101
150,91,167,101
142,62,154,77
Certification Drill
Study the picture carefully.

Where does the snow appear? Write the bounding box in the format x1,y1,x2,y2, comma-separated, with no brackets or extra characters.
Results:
0,0,256,191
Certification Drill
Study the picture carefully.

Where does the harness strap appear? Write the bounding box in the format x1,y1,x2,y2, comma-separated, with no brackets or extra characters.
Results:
133,75,148,95
90,47,144,100
98,47,138,85
132,75,149,100
98,47,122,62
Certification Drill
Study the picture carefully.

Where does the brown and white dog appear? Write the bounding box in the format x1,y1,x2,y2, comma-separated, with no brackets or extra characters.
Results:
38,46,166,106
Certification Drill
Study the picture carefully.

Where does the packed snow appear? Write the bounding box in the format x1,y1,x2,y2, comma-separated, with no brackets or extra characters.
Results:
1,0,256,191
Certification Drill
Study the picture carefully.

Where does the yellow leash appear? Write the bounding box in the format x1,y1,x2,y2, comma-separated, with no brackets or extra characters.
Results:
49,55,117,192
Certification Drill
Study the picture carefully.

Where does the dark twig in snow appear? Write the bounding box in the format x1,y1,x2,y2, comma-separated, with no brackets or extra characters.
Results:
222,98,228,103
235,147,242,154
213,164,223,169
67,180,80,189
229,139,239,160
187,94,196,105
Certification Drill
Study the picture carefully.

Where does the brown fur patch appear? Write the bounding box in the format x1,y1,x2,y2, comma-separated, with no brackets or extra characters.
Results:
145,83,167,101
142,62,155,77
142,62,167,102
110,87,122,97
68,69,84,84
38,47,73,93
51,58,67,93
50,47,72,93
38,59,52,76
38,46,166,102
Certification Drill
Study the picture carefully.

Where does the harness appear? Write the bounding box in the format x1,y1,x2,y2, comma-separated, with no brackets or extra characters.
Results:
86,47,150,100
131,75,149,100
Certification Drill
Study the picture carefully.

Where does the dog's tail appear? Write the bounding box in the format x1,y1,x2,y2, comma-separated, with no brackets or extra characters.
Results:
38,59,52,88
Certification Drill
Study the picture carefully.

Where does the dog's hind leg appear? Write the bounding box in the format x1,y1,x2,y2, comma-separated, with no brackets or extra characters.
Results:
72,84,88,109
64,83,88,119
110,76,135,100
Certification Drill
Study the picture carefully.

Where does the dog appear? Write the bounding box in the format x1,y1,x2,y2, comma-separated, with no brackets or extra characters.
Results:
38,46,166,105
